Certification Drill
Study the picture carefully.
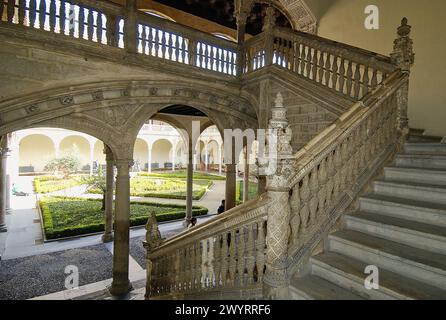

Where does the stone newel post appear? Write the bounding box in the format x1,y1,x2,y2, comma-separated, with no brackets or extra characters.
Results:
263,93,294,299
390,18,415,137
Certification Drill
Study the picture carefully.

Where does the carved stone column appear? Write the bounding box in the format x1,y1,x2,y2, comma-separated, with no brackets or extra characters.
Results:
225,141,236,210
0,136,9,233
185,135,193,226
263,93,294,299
109,158,133,296
390,18,415,139
102,145,114,243
234,0,252,76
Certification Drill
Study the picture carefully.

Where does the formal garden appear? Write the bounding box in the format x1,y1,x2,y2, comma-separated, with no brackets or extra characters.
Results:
39,196,208,239
30,155,258,239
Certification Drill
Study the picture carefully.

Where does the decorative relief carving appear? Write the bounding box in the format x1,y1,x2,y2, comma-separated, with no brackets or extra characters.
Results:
25,105,40,114
149,87,158,96
59,95,74,105
92,91,104,101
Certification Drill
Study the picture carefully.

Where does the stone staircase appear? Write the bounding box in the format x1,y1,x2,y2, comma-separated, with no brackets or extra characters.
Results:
290,141,446,300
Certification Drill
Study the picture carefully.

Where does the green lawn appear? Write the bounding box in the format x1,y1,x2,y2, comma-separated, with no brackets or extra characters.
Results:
129,176,212,200
39,196,208,240
237,181,258,203
34,175,84,194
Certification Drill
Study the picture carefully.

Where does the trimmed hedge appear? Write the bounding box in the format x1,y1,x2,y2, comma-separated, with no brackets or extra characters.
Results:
39,196,208,240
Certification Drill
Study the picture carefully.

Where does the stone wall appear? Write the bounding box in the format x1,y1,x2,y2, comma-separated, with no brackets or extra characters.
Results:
270,83,337,151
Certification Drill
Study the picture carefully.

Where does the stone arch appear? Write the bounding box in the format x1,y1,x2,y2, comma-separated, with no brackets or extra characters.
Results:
152,139,173,169
93,140,106,165
207,139,221,166
18,134,56,173
59,135,91,168
133,138,149,171
0,81,258,160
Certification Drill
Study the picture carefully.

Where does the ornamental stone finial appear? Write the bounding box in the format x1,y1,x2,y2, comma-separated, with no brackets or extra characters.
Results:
145,213,162,250
391,17,415,73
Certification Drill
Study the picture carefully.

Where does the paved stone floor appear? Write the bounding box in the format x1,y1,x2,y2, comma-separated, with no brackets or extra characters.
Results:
0,243,113,300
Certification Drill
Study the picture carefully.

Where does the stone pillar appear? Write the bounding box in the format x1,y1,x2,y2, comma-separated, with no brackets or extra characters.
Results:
102,145,114,243
172,143,176,172
243,145,249,202
225,140,236,210
109,158,133,296
234,0,251,76
124,0,137,54
0,136,9,232
390,18,414,139
147,145,152,173
257,176,267,196
5,133,11,213
218,144,223,175
204,142,209,172
185,136,194,226
263,93,294,300
89,143,94,176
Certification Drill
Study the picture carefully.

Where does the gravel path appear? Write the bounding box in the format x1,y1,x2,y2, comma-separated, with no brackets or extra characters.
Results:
0,244,112,300
129,236,146,269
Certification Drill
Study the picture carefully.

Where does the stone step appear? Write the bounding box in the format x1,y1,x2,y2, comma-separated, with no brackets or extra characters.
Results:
359,194,446,227
405,143,446,155
328,230,446,289
290,275,364,300
310,252,446,300
384,166,446,186
407,135,443,143
374,180,446,205
409,128,426,136
344,212,446,254
395,154,446,170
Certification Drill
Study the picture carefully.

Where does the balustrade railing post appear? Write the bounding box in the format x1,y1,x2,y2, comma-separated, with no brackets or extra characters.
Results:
106,13,118,47
188,38,197,67
124,0,137,54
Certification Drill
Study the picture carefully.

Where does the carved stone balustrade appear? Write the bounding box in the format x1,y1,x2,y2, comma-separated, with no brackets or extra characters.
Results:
145,196,269,300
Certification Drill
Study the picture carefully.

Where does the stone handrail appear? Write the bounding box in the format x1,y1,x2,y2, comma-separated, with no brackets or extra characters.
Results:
244,27,398,100
285,68,409,270
1,0,403,83
145,195,269,299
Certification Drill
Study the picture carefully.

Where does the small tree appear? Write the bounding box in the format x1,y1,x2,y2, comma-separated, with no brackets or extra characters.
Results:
82,166,107,210
44,155,80,178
